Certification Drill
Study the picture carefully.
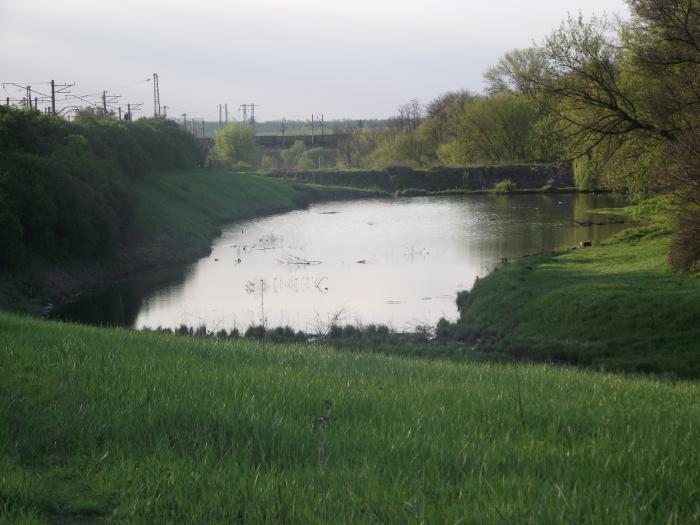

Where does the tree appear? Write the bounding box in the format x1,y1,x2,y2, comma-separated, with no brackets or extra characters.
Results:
487,4,700,268
211,122,258,169
437,94,542,164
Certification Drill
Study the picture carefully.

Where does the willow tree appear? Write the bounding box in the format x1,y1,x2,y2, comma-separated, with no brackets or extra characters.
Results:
486,2,700,269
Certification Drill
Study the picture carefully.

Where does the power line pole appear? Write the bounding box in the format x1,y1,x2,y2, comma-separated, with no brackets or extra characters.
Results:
249,103,257,129
118,107,122,120
224,103,228,123
240,104,248,125
51,80,56,115
152,73,161,117
311,114,315,145
126,102,142,121
201,120,205,137
218,104,222,127
102,91,107,115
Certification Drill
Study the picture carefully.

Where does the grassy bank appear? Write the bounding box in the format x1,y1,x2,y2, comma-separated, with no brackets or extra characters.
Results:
0,170,386,313
1,313,698,524
453,226,700,377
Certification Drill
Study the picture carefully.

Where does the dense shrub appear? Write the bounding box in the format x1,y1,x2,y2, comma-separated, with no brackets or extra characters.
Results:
0,107,202,270
494,179,516,193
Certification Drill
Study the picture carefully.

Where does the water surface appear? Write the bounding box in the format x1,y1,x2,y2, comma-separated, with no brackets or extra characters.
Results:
56,193,628,332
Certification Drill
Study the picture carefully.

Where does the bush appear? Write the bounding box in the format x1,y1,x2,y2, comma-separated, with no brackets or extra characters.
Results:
494,179,516,193
0,107,201,268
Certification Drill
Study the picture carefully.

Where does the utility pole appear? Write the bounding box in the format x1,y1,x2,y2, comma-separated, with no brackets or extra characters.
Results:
218,104,222,127
201,120,205,137
182,112,188,129
125,102,142,121
152,73,161,117
26,86,31,109
102,91,107,115
51,80,56,115
118,107,122,120
249,103,257,129
240,104,248,125
224,103,228,123
311,114,315,145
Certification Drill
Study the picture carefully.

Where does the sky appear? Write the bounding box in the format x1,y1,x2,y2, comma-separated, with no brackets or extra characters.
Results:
1,0,629,121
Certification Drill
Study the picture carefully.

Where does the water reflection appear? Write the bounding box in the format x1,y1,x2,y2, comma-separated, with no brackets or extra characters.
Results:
55,193,629,332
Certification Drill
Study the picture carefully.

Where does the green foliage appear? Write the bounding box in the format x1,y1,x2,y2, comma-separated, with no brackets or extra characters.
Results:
0,108,201,269
1,313,699,522
211,122,258,169
494,179,517,193
279,140,307,169
456,225,700,377
279,141,326,170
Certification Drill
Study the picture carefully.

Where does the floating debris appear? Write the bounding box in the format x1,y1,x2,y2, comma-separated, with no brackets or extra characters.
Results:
356,259,367,264
314,277,329,293
278,254,322,265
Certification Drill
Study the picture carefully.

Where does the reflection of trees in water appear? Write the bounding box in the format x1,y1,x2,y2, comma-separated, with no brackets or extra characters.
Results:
57,194,630,330
457,193,628,262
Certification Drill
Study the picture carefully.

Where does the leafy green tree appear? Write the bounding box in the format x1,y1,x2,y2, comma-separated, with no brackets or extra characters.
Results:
280,140,307,169
211,122,258,169
436,94,542,164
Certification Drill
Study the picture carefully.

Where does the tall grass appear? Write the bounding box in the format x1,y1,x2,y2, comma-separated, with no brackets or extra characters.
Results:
1,314,698,523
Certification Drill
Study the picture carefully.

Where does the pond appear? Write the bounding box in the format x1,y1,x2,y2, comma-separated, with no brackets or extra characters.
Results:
55,193,629,333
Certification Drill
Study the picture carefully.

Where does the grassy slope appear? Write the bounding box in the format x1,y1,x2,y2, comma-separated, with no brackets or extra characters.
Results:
1,314,699,524
458,227,700,377
131,169,386,254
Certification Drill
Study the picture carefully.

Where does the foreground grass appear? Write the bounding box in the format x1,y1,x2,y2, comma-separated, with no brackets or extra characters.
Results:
1,314,699,523
456,227,700,377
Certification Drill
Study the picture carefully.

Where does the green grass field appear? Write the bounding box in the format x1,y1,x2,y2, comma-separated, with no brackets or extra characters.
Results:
456,226,700,377
1,314,698,524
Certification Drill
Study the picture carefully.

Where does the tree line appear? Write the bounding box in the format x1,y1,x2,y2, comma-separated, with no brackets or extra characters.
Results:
210,0,698,269
0,107,203,270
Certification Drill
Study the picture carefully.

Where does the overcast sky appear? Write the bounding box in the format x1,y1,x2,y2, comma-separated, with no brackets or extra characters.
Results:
1,0,629,121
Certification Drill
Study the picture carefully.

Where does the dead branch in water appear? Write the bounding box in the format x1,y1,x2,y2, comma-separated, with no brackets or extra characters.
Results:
278,254,322,265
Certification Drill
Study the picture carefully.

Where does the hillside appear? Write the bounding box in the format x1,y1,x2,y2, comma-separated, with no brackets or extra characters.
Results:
1,314,698,523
